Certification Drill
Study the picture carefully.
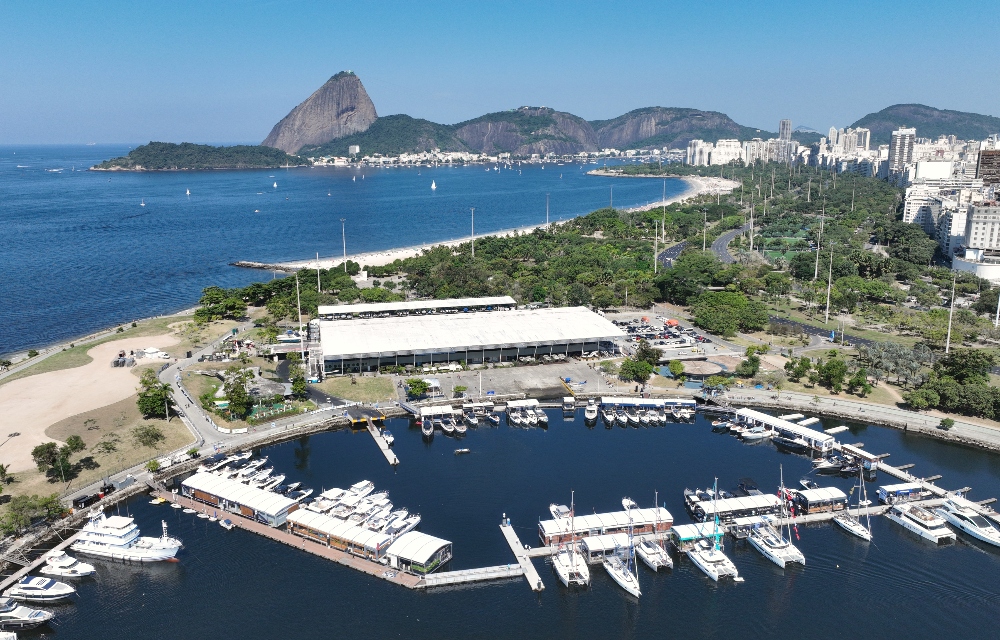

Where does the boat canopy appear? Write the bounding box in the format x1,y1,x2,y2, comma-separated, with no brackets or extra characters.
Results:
599,397,697,408
419,405,461,417
505,399,541,409
287,509,391,555
736,408,835,452
461,402,495,412
385,531,452,566
538,507,672,544
691,494,782,522
669,523,724,542
580,533,631,555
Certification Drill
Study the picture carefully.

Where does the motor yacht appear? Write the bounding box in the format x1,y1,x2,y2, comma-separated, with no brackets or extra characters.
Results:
261,474,285,491
534,408,548,425
464,412,478,427
584,400,599,423
812,456,844,474
601,407,615,426
687,538,740,582
626,409,640,426
3,577,75,603
421,419,434,438
508,411,523,426
635,537,673,571
524,410,538,426
38,551,96,578
350,480,375,498
886,503,956,543
287,488,314,503
671,408,682,421
602,552,641,597
71,512,181,562
711,421,730,433
486,413,500,426
747,523,805,568
552,547,590,588
452,417,467,435
0,597,53,631
741,425,770,441
679,409,694,421
382,430,395,446
936,498,1000,547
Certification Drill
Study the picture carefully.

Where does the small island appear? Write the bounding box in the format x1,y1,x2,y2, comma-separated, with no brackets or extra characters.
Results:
91,142,311,171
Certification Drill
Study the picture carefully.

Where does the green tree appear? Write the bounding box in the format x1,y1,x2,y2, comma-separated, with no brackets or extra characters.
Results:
819,357,849,392
735,354,761,378
31,442,60,473
223,367,254,419
147,459,161,472
131,424,166,449
934,349,997,385
667,360,685,378
137,369,173,419
406,378,430,398
619,358,654,383
635,340,661,366
939,417,955,430
291,373,308,399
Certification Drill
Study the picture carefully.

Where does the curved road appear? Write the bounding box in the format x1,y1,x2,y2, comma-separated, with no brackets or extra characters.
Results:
710,223,751,264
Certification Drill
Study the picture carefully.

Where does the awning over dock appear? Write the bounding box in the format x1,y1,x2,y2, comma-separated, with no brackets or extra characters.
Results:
385,531,453,575
181,471,298,527
538,507,672,545
287,509,392,557
689,493,783,523
736,408,835,453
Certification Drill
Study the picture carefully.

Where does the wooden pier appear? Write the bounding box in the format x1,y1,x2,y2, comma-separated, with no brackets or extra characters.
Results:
366,418,399,466
0,531,81,592
500,521,545,591
422,564,524,587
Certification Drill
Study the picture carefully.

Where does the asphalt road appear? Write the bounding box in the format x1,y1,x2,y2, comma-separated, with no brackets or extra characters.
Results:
657,240,687,265
710,223,751,264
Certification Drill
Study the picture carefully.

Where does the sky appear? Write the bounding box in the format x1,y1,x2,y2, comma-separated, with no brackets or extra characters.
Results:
1,0,998,144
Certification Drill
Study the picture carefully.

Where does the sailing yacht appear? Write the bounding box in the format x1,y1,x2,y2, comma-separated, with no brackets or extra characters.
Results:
603,498,641,597
935,498,1000,547
552,492,590,588
748,468,805,568
273,181,277,188
687,479,741,582
431,180,436,190
185,188,190,196
635,492,672,571
140,199,145,207
834,467,873,541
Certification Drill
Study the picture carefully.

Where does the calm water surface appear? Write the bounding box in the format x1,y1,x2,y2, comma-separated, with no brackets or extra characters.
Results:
33,410,1000,639
0,146,683,355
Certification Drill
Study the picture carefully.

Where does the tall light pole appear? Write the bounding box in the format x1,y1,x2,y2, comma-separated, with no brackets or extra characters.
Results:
702,209,707,251
824,250,834,325
546,193,550,230
470,207,475,258
340,218,347,272
945,273,957,354
610,186,613,209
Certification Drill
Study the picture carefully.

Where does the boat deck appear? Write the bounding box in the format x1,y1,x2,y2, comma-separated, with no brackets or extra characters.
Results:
500,522,545,591
366,417,399,466
154,491,422,589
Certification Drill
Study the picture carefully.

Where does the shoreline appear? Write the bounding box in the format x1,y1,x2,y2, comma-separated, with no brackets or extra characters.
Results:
233,176,724,273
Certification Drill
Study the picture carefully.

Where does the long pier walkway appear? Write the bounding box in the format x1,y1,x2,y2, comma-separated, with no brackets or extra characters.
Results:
0,531,80,591
423,564,524,587
500,520,544,592
366,418,399,466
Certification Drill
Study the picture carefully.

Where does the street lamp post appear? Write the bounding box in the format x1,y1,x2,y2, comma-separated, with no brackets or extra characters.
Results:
470,207,475,258
340,218,347,272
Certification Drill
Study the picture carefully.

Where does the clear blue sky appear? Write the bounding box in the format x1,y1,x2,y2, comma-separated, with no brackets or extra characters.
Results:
2,0,997,144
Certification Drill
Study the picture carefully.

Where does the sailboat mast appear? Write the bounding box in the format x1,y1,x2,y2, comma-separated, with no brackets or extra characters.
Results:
570,490,575,572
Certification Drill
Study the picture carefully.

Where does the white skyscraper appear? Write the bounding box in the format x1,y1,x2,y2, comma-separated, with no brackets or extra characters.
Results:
890,127,916,171
779,119,792,142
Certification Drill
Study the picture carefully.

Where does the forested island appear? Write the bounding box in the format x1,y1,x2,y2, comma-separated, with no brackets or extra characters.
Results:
91,142,310,171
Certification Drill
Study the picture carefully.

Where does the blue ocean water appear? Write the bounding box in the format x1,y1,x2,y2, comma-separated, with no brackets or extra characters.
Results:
37,410,1000,639
0,146,685,355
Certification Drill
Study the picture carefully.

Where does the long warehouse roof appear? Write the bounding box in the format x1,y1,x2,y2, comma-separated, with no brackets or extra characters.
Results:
538,507,672,538
318,296,516,316
182,471,297,517
320,307,626,360
287,509,391,551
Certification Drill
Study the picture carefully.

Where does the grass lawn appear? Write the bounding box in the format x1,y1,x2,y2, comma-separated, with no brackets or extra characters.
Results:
767,305,921,348
315,375,396,403
2,395,194,504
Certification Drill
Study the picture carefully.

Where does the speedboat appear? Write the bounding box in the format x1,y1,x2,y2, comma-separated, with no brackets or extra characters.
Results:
220,519,235,531
711,421,731,433
626,409,640,426
616,408,629,426
486,413,500,426
601,407,615,426
288,488,314,503
671,408,682,421
3,576,75,603
0,597,54,631
71,512,181,562
747,523,805,568
552,548,590,588
38,551,96,578
812,456,844,474
687,538,740,582
440,418,455,434
602,552,641,597
799,478,819,490
584,400,599,423
936,498,1000,547
262,474,286,491
382,430,395,446
452,416,467,435
432,417,445,431
886,504,956,543
639,410,651,426
679,409,694,421
635,537,673,571
534,408,548,425
524,410,538,426
464,412,478,427
741,425,770,441
421,419,434,438
508,411,522,426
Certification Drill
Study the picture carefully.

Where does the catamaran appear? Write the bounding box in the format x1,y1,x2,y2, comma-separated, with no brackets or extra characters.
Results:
834,466,873,541
935,498,1000,547
687,479,741,582
552,492,590,588
748,468,805,568
602,498,641,597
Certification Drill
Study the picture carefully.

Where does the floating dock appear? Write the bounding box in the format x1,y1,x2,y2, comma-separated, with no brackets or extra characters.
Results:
366,418,399,466
0,531,80,591
422,564,524,587
500,521,544,591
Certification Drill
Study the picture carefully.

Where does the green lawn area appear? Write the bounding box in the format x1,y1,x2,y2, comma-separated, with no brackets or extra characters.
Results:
315,375,396,403
766,305,921,348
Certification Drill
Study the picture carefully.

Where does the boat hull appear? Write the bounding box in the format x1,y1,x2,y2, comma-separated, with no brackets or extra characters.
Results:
747,533,804,569
71,538,180,562
833,514,872,541
886,512,955,543
602,558,640,597
937,510,1000,547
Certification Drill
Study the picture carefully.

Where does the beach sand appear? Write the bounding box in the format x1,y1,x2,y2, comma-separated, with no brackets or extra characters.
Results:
250,175,735,272
0,334,179,473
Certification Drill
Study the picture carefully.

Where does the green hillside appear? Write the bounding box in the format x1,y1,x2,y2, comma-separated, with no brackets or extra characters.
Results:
93,142,307,170
851,104,1000,145
301,115,467,157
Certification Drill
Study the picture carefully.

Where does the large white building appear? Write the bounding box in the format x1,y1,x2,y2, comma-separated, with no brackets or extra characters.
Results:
889,127,916,172
710,139,743,165
686,139,714,166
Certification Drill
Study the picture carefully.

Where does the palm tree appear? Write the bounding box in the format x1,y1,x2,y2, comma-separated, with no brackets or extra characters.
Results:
0,463,9,483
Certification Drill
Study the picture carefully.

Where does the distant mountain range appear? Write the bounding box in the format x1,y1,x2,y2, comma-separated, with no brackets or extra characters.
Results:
850,104,1000,146
267,73,802,157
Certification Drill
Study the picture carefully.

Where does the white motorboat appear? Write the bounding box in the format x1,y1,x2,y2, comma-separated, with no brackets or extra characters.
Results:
741,425,770,441
834,467,873,541
553,547,590,588
349,480,375,498
38,551,96,578
671,408,681,420
886,504,956,543
261,474,286,491
748,523,805,568
936,498,1000,547
382,430,395,446
71,512,181,562
524,410,538,426
508,411,523,426
386,514,421,537
601,408,615,426
0,597,54,631
549,504,571,519
679,409,694,421
603,552,641,597
584,400,599,422
288,488,314,503
421,419,434,438
635,536,673,571
487,413,500,426
220,519,235,531
616,409,629,426
639,410,651,426
687,538,740,581
452,417,467,435
626,409,640,426
237,457,267,478
534,408,548,425
441,418,456,434
464,412,478,427
3,577,75,603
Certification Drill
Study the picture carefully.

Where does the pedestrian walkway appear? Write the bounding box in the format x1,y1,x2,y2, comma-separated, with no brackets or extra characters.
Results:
500,519,544,592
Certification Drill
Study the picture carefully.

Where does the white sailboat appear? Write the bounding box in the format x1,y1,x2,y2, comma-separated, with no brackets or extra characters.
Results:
431,180,436,190
748,467,805,568
603,498,641,597
273,181,277,188
185,188,190,196
552,491,590,588
834,466,873,541
687,478,741,582
140,199,145,207
635,492,672,571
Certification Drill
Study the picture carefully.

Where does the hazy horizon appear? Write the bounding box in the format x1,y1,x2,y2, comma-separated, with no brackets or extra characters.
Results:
2,0,997,144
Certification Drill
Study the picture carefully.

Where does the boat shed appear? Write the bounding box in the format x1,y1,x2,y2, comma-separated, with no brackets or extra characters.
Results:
538,507,672,545
318,296,517,320
579,533,631,562
384,531,453,575
877,482,929,504
318,306,625,374
419,405,462,418
599,397,698,409
669,523,724,552
793,487,848,514
286,510,392,559
181,472,298,527
736,408,835,454
689,494,783,524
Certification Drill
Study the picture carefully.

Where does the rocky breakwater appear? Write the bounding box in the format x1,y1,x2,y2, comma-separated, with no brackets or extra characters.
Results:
262,71,378,154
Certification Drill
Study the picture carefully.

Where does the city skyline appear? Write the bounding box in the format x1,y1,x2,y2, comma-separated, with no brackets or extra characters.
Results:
1,0,999,144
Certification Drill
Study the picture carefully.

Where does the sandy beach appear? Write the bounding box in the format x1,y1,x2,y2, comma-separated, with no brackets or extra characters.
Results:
237,175,735,272
0,334,179,473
